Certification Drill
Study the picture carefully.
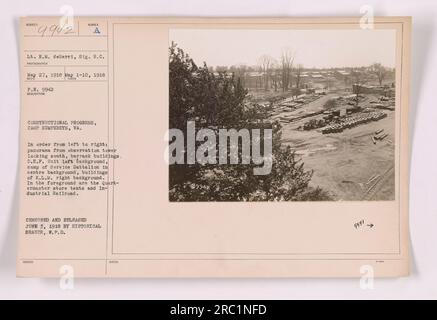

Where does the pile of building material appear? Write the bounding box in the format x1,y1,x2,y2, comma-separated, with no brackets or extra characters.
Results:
371,129,389,144
303,118,327,130
276,108,325,124
276,94,320,109
321,111,387,134
370,96,395,111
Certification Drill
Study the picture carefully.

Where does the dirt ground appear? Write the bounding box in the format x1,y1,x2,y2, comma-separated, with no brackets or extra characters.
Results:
279,95,395,201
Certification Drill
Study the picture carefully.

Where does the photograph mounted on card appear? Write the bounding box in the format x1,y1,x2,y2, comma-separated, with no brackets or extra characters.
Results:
18,17,411,277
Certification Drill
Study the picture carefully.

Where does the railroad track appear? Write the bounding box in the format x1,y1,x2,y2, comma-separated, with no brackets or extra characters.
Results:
361,165,394,200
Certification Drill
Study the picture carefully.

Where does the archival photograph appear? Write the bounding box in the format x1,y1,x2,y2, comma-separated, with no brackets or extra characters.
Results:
169,28,396,202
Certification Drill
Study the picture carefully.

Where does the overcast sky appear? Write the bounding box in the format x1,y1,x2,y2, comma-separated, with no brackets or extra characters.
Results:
170,29,396,69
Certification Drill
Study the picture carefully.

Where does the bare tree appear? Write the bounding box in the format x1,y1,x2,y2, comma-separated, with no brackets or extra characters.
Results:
295,64,303,89
230,64,247,87
343,75,349,89
280,48,295,92
370,63,387,86
325,77,334,90
215,65,228,73
258,55,274,91
269,60,280,92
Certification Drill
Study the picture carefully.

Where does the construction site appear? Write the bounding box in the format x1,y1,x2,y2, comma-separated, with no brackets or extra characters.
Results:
247,74,396,201
170,27,398,201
